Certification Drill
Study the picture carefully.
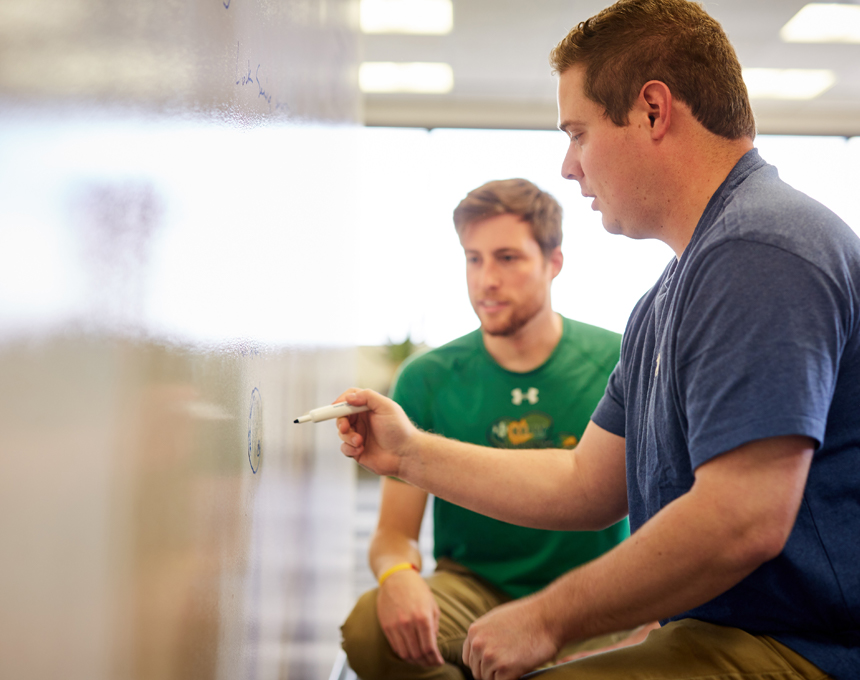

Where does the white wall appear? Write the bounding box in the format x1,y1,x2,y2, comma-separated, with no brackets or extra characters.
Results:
354,129,860,347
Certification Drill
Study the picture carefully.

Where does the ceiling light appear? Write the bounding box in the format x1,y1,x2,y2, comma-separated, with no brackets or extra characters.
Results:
360,0,453,35
780,3,860,43
742,68,836,100
359,62,454,93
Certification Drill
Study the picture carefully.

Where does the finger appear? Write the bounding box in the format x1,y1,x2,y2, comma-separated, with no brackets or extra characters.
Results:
346,388,394,415
467,632,486,680
387,624,418,664
336,416,352,434
344,388,373,406
336,412,365,433
472,653,483,680
475,650,485,680
383,626,410,662
416,620,444,666
340,442,364,459
399,624,424,663
429,604,446,665
336,418,364,446
335,413,355,435
336,415,365,448
465,633,483,679
410,611,443,666
333,388,362,405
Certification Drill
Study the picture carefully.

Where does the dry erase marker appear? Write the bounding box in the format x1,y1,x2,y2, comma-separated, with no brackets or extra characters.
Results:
293,402,370,424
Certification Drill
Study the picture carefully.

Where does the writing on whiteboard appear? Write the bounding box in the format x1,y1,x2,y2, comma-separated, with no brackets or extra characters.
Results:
247,387,263,474
234,41,291,113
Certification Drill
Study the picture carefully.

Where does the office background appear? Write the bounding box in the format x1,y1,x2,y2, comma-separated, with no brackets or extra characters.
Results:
1,1,858,679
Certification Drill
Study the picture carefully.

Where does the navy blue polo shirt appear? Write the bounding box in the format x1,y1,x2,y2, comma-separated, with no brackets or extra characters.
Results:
593,149,860,679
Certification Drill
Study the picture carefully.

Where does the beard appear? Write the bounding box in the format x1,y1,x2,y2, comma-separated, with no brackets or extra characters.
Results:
480,297,544,337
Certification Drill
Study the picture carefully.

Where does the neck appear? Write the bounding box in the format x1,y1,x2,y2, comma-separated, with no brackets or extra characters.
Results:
660,135,754,259
482,306,563,373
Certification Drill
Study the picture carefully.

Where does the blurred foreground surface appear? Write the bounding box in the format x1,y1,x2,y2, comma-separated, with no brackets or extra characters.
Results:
0,0,361,678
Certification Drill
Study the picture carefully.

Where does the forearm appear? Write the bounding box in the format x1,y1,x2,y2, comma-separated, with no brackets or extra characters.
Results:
369,527,424,578
534,436,814,644
401,426,626,531
337,392,627,531
533,486,778,645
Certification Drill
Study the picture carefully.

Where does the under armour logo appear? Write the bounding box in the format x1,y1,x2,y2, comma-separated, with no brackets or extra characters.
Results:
511,387,539,405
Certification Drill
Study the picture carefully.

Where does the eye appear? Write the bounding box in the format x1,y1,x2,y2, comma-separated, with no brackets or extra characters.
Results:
564,128,582,144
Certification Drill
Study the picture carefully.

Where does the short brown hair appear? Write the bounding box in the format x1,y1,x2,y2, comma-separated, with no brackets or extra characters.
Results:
453,179,563,257
549,0,755,140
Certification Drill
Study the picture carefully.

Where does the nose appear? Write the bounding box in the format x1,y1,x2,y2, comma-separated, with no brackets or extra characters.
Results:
478,259,501,290
561,143,582,182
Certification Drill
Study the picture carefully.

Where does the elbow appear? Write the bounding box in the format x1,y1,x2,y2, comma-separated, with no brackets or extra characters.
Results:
709,491,800,573
730,516,795,572
550,506,628,532
738,533,785,570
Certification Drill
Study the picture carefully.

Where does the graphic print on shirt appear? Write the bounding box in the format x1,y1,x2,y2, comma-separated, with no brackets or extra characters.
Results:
511,387,539,405
559,433,579,448
487,411,553,448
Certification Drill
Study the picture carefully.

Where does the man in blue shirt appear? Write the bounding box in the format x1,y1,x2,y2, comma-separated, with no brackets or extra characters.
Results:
335,1,860,678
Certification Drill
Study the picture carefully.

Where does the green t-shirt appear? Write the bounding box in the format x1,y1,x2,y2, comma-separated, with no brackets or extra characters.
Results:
390,316,629,599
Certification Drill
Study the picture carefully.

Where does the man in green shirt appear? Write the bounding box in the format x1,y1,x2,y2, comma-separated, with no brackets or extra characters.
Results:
341,179,654,679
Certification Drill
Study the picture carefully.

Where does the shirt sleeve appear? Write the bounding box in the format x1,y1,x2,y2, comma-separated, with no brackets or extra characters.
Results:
389,355,432,431
591,362,626,437
676,240,844,469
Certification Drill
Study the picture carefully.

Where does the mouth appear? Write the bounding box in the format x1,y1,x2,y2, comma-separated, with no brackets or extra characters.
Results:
581,191,598,210
479,300,509,314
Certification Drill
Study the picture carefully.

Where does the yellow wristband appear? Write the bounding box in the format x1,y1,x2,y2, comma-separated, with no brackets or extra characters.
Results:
378,562,418,587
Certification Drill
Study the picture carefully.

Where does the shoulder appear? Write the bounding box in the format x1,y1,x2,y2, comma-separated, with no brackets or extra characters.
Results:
558,316,623,369
399,329,484,374
700,157,860,279
391,329,484,394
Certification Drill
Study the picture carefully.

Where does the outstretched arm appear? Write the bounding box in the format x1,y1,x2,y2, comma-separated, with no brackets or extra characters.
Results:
336,389,628,532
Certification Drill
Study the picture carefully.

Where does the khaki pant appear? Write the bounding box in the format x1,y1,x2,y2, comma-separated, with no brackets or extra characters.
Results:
524,618,830,680
341,558,632,680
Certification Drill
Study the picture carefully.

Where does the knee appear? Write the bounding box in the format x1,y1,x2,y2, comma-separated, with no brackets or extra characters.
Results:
341,588,389,679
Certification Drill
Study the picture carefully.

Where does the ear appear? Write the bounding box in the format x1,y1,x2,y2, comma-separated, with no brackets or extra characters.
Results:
547,246,563,280
638,80,673,141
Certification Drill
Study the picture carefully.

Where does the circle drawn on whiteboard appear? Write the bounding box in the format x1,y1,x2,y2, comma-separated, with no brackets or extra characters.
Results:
248,387,263,474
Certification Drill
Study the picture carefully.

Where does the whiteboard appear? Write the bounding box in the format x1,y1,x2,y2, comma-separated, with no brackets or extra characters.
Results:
0,1,362,679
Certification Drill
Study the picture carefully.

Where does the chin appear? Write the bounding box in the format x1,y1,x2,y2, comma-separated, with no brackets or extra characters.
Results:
483,326,517,338
482,315,533,338
480,320,508,336
601,217,624,236
478,314,508,336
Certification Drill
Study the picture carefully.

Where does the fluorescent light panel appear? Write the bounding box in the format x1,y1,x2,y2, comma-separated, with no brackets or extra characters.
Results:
781,3,860,43
360,62,453,93
743,68,836,100
360,0,453,35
